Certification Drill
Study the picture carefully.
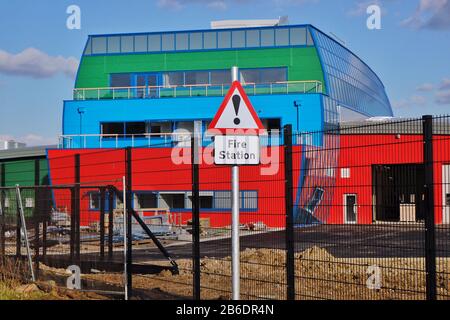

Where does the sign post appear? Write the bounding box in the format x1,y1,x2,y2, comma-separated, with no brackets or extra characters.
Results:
208,67,265,300
230,66,240,301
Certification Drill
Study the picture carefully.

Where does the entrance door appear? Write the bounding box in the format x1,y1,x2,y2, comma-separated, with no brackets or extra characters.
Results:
134,74,160,98
443,165,450,224
344,194,357,224
147,74,159,98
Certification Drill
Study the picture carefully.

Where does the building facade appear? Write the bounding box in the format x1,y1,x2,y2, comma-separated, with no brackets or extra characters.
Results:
47,23,403,228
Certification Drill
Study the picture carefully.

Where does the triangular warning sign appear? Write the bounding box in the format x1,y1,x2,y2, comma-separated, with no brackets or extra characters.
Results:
208,81,265,135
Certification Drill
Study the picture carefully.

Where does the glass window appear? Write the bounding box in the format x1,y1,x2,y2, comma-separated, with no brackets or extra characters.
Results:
149,122,172,138
200,196,213,209
121,36,134,53
161,34,175,51
260,68,287,83
125,122,146,136
107,36,121,53
84,38,92,55
261,29,274,47
185,71,209,85
246,30,260,47
92,37,107,54
176,33,189,51
134,35,148,52
163,72,184,86
240,69,259,84
214,191,231,209
217,31,231,49
306,28,314,46
210,70,231,85
134,193,157,209
148,34,161,52
275,29,289,46
102,123,125,135
290,27,306,45
203,32,217,49
190,32,203,50
232,30,245,48
242,191,257,209
111,74,131,87
89,193,101,210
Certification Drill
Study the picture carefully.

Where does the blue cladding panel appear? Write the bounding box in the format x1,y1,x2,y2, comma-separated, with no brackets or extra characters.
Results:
310,28,393,117
63,94,324,148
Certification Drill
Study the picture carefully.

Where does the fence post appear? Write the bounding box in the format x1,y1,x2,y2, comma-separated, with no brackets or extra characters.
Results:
34,160,41,276
108,187,114,259
99,187,106,261
16,191,22,258
125,147,133,297
284,124,296,300
74,154,81,264
423,115,437,300
0,164,5,261
191,136,201,300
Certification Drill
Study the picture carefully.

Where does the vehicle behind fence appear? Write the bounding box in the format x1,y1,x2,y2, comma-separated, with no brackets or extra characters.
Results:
0,115,449,300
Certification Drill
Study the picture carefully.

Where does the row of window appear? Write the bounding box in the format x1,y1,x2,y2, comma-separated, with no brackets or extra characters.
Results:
110,68,288,88
89,190,258,211
311,29,392,117
100,119,281,137
84,26,314,56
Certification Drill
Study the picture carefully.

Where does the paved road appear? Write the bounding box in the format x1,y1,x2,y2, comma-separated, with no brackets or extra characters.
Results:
133,224,450,262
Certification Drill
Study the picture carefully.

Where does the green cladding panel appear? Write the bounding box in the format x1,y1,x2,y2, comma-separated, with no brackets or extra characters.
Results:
0,158,49,219
75,47,325,89
1,158,49,187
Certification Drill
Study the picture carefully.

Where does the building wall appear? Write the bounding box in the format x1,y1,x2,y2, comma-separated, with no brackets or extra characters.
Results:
328,134,449,225
0,158,49,187
75,47,325,89
62,93,324,148
47,147,303,228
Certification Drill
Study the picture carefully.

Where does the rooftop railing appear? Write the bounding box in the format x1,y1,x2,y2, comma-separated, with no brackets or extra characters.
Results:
72,80,323,101
58,132,285,149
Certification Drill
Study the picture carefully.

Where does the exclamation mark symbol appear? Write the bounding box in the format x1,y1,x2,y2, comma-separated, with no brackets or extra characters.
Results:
233,95,241,125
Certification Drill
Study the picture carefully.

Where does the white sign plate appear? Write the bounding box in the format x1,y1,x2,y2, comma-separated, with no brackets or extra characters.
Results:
214,135,260,165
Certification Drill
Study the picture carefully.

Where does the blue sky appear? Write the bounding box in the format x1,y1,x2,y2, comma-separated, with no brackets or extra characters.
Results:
0,0,449,145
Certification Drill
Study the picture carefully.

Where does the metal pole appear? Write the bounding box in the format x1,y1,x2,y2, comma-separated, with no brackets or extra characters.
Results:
123,176,129,301
125,148,133,297
16,185,35,282
231,66,240,300
284,125,295,300
423,115,437,300
191,136,201,300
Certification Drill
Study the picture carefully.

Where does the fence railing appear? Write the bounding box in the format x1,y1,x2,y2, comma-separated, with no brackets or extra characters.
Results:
2,115,450,300
72,80,323,101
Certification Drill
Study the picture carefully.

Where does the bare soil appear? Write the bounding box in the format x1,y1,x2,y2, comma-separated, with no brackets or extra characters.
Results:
78,246,450,300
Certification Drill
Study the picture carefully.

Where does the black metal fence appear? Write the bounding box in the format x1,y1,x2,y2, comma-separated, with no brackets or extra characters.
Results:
0,115,449,300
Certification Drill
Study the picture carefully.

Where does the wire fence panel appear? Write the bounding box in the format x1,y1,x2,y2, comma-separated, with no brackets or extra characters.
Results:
2,115,450,300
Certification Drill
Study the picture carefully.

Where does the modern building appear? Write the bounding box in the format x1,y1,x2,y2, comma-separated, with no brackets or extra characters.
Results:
46,22,409,228
0,145,56,218
0,140,26,150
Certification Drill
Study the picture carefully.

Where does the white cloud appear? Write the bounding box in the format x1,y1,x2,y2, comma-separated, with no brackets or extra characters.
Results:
436,90,450,104
416,83,435,92
0,133,58,147
439,78,450,90
402,0,450,30
157,0,231,10
0,47,79,79
393,94,427,108
347,0,386,17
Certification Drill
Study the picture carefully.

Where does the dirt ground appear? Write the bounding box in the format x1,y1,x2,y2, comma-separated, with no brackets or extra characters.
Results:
70,246,450,300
